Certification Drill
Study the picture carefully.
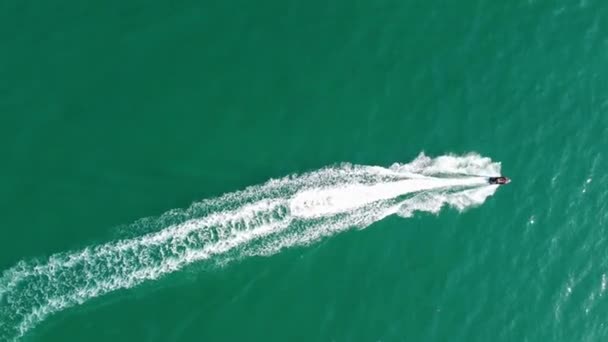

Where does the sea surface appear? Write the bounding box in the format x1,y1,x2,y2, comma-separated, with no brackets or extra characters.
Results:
1,1,608,341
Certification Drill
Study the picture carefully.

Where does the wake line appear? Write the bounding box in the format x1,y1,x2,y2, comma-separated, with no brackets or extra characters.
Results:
0,152,501,341
290,176,488,218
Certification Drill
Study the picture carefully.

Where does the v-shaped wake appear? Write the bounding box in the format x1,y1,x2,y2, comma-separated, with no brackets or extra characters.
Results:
0,152,502,341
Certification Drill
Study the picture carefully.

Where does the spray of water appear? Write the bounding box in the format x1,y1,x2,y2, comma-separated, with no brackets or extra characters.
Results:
0,152,501,340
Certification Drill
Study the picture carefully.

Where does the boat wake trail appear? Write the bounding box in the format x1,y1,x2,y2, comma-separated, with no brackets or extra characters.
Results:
0,152,501,340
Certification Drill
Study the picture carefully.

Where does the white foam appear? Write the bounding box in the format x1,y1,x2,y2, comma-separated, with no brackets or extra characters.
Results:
0,152,501,341
289,177,487,218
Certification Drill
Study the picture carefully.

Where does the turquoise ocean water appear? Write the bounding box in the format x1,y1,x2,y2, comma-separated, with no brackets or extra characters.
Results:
1,1,608,341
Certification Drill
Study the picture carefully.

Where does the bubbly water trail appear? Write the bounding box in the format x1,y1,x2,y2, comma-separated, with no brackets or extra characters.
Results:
0,152,501,340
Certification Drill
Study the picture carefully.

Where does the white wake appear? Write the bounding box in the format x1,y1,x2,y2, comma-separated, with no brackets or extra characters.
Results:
0,152,501,340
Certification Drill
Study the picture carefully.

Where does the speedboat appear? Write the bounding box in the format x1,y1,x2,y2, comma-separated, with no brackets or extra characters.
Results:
488,176,510,185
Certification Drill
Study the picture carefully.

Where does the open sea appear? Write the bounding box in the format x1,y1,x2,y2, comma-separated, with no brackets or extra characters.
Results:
1,1,608,341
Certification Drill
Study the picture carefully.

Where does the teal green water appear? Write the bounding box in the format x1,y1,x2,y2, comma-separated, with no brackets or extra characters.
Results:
2,1,608,341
